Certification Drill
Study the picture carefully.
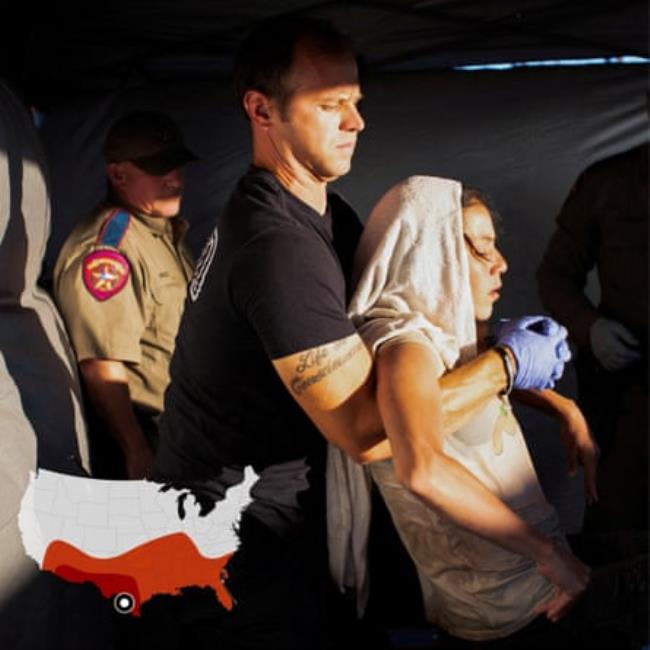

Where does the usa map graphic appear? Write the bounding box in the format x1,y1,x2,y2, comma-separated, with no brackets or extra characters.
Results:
19,469,257,615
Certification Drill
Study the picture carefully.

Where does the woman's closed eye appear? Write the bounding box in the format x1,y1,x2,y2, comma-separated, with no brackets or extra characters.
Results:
464,234,496,263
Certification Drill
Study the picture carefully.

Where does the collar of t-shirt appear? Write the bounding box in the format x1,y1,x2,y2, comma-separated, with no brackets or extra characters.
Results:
247,166,334,243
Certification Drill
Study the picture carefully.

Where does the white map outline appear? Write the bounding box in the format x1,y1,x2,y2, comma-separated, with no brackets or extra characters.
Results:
19,468,258,565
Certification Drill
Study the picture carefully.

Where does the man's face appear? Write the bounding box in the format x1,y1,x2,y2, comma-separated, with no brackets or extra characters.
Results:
271,42,365,182
109,162,184,218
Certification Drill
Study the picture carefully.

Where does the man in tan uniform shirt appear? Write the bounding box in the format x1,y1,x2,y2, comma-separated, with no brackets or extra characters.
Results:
54,111,195,479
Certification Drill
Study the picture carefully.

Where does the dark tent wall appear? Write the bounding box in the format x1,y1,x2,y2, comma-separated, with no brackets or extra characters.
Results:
41,63,648,280
339,64,647,316
4,1,647,102
38,60,647,530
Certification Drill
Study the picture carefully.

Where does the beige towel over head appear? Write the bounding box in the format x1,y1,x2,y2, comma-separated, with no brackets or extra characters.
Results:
327,176,476,615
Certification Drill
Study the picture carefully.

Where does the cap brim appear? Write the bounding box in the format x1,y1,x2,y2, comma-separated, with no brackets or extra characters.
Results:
130,146,198,176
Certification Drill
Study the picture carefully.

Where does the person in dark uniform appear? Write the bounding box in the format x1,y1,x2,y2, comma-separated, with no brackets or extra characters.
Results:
151,15,581,649
538,143,648,531
54,111,196,479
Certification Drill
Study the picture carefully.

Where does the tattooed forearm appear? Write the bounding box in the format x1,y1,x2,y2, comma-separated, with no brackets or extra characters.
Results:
291,339,363,395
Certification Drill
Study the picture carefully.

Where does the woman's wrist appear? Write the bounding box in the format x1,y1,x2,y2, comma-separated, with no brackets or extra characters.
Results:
550,393,577,422
493,344,516,396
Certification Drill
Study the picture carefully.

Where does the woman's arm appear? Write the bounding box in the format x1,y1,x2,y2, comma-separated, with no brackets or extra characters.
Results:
351,345,513,464
376,341,590,619
511,388,599,503
438,347,512,434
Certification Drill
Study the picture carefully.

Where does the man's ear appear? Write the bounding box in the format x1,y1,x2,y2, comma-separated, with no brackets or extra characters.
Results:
243,90,274,127
106,162,127,188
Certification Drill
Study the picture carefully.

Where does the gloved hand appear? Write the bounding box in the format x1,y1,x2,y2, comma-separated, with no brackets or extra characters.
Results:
494,316,571,390
589,317,641,372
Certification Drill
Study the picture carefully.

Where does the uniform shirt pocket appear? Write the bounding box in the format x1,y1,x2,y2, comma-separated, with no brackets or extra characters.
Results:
149,267,188,351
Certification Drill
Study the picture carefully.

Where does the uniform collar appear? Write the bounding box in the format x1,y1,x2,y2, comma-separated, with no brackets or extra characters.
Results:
135,211,189,243
103,196,187,239
135,211,175,236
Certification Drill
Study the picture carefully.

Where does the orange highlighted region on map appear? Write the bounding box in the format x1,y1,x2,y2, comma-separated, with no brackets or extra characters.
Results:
43,532,233,616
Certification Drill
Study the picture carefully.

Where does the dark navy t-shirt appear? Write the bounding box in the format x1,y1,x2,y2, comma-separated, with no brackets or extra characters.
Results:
154,168,362,540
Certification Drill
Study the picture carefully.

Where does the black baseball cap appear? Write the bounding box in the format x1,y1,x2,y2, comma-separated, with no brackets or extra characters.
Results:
104,111,198,175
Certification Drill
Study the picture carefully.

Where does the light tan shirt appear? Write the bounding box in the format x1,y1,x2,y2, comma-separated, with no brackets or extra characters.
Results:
54,203,194,413
370,388,565,641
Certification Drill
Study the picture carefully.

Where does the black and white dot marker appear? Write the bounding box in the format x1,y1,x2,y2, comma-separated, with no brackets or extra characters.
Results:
113,592,135,615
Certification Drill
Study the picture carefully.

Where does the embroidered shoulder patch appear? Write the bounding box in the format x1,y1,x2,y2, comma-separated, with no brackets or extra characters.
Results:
82,249,130,301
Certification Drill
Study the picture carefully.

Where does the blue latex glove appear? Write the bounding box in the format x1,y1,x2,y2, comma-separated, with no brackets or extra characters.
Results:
494,316,571,390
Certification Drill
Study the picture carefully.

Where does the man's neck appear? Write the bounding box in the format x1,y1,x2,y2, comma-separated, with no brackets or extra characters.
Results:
107,190,146,218
252,145,328,215
108,193,171,221
274,165,328,215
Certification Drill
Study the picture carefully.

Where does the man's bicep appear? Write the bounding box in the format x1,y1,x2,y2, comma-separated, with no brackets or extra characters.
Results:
79,358,129,385
272,333,373,413
272,332,386,460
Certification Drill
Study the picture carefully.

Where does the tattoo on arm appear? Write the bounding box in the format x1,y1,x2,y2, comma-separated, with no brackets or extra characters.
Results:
291,338,363,395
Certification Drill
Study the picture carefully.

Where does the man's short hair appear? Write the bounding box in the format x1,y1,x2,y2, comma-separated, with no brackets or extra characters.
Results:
233,14,354,115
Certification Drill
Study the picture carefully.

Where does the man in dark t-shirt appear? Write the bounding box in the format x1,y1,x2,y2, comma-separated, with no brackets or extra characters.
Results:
157,168,362,536
153,20,373,646
151,15,584,649
154,167,365,648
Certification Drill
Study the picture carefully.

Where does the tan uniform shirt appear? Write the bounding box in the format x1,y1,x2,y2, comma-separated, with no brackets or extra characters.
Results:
54,203,194,414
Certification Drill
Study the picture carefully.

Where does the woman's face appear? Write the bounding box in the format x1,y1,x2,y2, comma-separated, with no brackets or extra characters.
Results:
463,200,508,321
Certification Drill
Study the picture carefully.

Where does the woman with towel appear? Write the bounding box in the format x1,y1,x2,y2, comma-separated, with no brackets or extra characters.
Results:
329,177,646,648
